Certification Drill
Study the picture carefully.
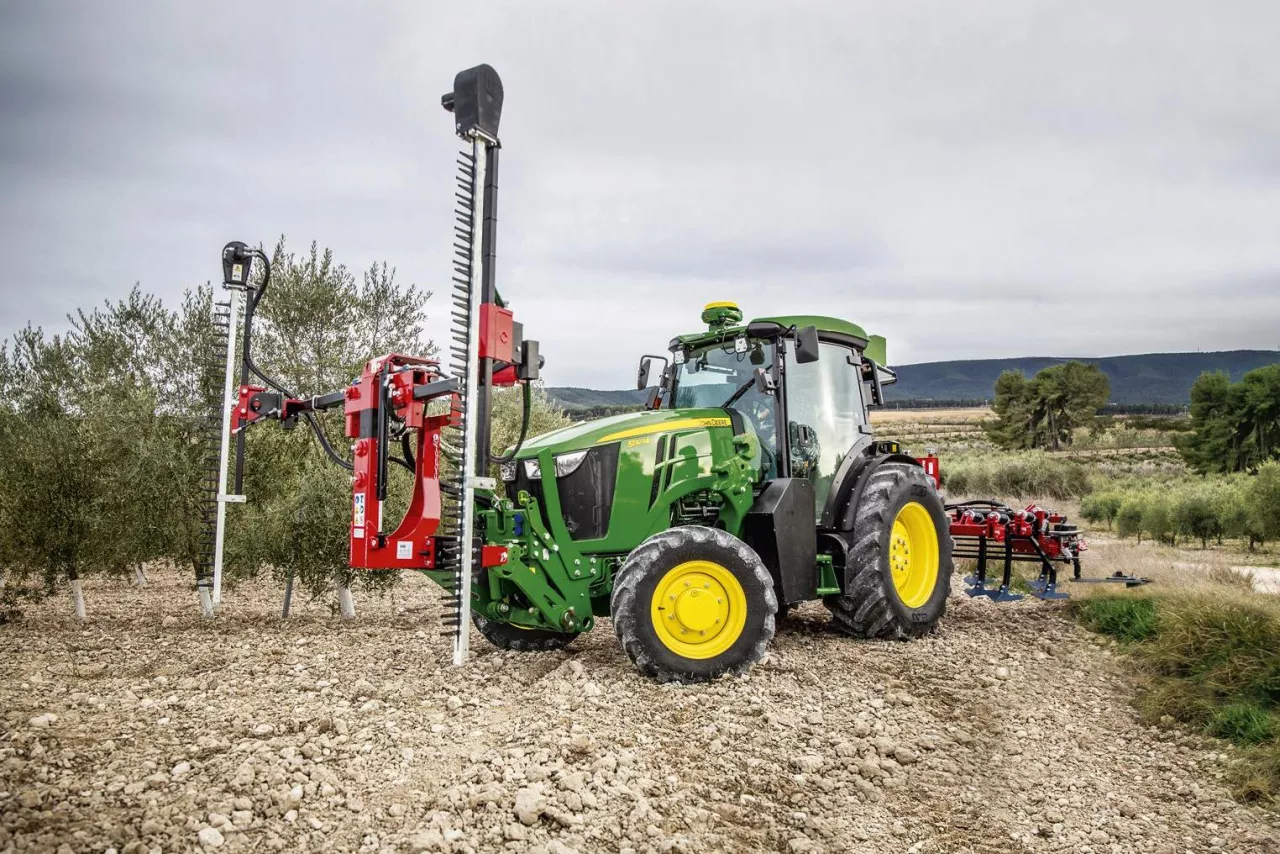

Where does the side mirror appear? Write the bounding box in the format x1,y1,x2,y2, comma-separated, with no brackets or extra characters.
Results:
636,354,669,390
794,325,820,364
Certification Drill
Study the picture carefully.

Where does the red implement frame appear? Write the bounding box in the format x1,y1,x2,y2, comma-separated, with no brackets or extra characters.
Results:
232,352,521,573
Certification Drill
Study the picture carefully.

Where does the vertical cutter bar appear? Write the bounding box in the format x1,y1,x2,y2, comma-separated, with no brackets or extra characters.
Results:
212,287,245,607
453,134,488,667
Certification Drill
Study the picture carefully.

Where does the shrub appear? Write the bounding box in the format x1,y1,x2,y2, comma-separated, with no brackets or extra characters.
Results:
940,452,1090,501
1116,497,1146,542
1141,494,1173,544
1080,492,1123,529
1247,461,1280,547
1172,488,1220,548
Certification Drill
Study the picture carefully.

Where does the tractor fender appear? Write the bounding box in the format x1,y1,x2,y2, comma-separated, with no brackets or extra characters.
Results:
824,447,926,532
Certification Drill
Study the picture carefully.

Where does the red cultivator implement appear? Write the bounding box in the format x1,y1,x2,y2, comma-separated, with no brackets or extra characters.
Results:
917,458,1150,600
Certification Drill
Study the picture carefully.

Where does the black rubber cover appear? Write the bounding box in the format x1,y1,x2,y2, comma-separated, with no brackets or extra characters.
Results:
743,478,818,604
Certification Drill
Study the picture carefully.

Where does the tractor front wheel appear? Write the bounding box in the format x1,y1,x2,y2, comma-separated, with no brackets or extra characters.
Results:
472,613,580,652
825,462,952,639
610,526,776,683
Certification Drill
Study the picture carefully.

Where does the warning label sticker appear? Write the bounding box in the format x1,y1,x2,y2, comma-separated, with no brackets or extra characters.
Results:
396,541,413,560
353,494,366,528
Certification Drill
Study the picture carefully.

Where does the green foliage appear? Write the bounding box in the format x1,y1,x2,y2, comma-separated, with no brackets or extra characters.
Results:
1208,702,1277,745
246,458,364,597
1141,494,1173,545
1115,498,1145,542
1172,488,1220,548
1179,365,1280,474
1080,492,1123,529
985,361,1110,451
0,237,467,611
1072,596,1159,642
1247,461,1280,546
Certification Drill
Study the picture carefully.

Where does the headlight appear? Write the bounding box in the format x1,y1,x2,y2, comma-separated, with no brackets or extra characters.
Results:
555,450,588,478
523,459,541,480
499,460,518,482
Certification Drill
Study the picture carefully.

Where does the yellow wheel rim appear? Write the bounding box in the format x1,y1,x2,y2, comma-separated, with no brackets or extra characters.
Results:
889,502,940,609
650,560,747,660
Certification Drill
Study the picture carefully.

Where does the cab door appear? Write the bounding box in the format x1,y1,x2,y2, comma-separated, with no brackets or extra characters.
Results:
784,342,868,512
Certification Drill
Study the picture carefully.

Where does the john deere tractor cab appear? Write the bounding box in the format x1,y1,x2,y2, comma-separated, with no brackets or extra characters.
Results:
213,63,952,683
484,300,953,680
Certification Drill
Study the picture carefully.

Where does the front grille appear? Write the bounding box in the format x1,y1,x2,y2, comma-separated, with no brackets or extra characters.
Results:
504,446,620,542
557,444,620,541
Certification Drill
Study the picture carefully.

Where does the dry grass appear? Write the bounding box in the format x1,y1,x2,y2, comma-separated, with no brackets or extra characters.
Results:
1075,538,1279,598
870,407,990,425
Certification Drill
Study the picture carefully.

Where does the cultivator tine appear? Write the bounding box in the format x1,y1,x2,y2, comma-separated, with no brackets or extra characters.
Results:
963,535,992,597
986,538,1024,602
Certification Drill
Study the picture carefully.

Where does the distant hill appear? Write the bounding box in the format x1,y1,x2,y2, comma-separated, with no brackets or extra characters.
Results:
885,350,1280,405
546,350,1280,410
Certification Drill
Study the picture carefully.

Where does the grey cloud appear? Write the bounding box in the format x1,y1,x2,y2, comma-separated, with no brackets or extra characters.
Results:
2,0,1278,391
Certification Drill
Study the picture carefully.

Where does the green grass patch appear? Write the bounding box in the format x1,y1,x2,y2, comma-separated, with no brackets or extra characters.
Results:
1070,591,1280,806
1072,596,1159,642
1208,702,1278,745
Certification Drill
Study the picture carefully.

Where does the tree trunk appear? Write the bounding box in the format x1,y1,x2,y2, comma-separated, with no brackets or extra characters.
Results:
337,585,356,620
199,586,215,618
134,564,149,586
69,569,86,622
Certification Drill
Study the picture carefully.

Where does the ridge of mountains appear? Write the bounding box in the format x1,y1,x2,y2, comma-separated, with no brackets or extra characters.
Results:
546,350,1280,411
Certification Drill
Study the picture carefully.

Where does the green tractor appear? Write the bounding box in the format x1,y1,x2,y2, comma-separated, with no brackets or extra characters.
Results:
214,65,952,683
476,301,954,682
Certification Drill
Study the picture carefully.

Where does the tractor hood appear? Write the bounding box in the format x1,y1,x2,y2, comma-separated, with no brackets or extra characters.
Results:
514,407,733,457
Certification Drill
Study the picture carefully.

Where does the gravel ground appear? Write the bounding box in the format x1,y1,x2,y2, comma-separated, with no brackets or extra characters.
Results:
2,569,1276,854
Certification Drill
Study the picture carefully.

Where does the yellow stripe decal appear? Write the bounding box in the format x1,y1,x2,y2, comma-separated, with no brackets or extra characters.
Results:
598,417,732,443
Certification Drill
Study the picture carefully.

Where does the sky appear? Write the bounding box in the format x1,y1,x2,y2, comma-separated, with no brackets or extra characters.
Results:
1,1,1278,389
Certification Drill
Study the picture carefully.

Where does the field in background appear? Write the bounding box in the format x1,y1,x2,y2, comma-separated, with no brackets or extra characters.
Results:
872,409,1280,806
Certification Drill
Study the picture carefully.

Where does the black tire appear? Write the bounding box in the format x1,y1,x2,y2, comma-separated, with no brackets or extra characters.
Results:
610,526,777,683
472,613,579,652
824,462,953,639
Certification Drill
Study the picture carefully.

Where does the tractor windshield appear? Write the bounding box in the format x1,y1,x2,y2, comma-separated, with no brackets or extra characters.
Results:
671,340,778,478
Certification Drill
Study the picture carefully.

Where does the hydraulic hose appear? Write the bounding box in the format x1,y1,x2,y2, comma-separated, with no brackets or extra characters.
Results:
489,380,532,464
238,250,355,473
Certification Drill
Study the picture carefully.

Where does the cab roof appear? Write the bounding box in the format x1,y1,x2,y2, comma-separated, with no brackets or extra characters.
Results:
673,313,888,366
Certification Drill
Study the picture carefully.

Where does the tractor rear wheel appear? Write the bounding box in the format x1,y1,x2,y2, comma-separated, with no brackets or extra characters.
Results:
825,462,952,639
472,613,579,652
611,526,776,683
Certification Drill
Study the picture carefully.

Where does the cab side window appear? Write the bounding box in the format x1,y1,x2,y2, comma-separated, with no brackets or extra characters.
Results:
785,343,866,511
